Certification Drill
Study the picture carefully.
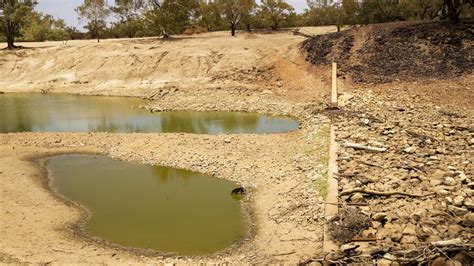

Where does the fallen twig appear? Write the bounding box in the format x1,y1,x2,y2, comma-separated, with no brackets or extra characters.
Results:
352,237,377,242
339,188,436,198
406,130,437,142
345,142,387,152
325,202,369,206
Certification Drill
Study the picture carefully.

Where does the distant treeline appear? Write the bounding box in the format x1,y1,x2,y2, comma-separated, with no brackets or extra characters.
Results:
1,0,473,45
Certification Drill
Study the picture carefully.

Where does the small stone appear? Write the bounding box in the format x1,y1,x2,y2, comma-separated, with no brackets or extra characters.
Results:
224,139,231,144
350,193,364,203
403,224,417,235
404,146,416,153
464,199,474,209
457,172,467,183
432,170,446,180
443,177,456,186
464,213,474,227
340,243,359,252
448,206,469,216
453,196,465,207
466,189,474,197
437,189,450,196
448,224,463,236
410,210,424,221
390,232,403,242
431,257,447,266
467,182,474,189
372,221,382,229
400,235,418,245
372,212,387,222
376,259,392,266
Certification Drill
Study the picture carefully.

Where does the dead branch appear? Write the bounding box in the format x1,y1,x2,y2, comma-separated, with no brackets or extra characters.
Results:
339,188,436,198
352,237,377,242
345,142,387,152
325,202,369,206
406,130,437,142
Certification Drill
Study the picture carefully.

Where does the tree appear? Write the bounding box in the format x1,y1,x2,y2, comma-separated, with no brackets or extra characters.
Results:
145,0,198,38
198,1,223,31
112,0,146,38
412,0,443,20
0,0,36,49
442,0,473,23
239,0,257,32
258,0,294,31
217,0,252,36
21,13,69,42
76,0,110,42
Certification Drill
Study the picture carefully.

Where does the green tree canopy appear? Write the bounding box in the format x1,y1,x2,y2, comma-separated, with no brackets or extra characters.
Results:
76,0,111,42
258,0,294,31
0,0,37,49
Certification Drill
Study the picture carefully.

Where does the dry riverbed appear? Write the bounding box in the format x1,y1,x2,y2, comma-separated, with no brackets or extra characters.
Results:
0,28,335,263
0,94,330,264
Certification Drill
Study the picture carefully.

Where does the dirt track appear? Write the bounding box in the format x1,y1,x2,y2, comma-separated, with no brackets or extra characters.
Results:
0,28,335,264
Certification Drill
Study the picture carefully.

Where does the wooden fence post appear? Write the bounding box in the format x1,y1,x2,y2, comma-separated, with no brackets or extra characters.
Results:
331,62,338,106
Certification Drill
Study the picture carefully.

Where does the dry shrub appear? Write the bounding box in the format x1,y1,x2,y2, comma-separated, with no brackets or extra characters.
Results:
328,207,371,244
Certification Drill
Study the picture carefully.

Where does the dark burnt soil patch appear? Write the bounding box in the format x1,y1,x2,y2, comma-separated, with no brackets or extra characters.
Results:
302,21,474,84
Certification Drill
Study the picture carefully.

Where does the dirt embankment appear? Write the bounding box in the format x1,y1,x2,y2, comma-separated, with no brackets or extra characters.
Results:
302,21,474,84
0,27,335,101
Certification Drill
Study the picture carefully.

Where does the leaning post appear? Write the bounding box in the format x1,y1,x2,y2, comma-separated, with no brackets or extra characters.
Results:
331,62,338,106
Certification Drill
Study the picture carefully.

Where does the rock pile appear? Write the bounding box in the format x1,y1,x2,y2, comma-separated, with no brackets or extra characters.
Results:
326,89,473,264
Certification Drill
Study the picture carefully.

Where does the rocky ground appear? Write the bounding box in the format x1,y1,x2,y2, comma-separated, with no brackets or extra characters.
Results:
314,78,474,264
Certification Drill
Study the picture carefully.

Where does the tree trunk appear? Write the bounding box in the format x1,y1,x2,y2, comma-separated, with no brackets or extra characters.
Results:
337,6,343,32
7,34,15,49
6,30,16,49
444,0,460,23
246,23,251,32
231,25,236,36
5,22,16,49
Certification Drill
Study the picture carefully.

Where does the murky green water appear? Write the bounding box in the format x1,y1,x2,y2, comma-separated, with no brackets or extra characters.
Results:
0,93,298,133
46,155,246,255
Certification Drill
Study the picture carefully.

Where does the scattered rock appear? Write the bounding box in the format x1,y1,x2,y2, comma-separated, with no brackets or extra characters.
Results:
448,206,469,216
443,177,456,186
340,243,359,253
463,213,474,227
372,212,387,222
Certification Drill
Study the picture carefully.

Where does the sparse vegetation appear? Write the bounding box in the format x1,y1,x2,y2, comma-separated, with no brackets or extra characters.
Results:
314,175,328,200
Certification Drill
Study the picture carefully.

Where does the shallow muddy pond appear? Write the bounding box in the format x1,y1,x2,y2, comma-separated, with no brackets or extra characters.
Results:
46,155,246,255
0,93,298,133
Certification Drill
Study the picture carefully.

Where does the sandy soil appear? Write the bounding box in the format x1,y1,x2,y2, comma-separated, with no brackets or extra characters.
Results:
0,28,336,264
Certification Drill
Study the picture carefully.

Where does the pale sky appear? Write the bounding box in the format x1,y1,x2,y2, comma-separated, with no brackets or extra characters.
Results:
35,0,309,29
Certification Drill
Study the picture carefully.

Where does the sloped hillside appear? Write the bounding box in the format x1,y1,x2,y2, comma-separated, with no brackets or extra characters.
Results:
302,21,474,84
